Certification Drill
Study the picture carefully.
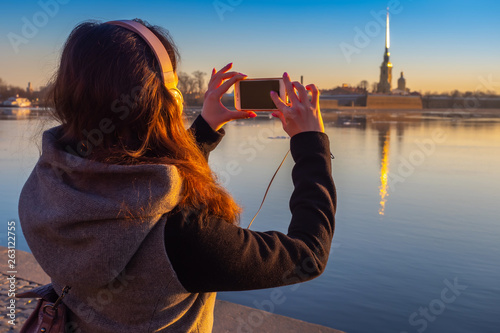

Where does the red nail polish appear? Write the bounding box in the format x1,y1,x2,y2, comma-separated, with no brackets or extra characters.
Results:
250,113,257,118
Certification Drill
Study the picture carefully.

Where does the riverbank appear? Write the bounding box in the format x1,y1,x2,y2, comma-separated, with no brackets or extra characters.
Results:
318,108,500,125
330,107,500,114
0,247,343,333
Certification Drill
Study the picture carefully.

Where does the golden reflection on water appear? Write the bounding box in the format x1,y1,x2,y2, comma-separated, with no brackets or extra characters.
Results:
378,131,390,215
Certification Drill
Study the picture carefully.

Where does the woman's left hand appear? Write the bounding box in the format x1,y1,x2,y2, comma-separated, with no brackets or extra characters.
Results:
201,63,257,131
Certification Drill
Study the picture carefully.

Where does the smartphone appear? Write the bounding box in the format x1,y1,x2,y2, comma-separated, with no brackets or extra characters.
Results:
234,78,287,111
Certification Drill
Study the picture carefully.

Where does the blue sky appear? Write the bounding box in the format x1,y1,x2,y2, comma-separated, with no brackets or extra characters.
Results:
1,0,499,94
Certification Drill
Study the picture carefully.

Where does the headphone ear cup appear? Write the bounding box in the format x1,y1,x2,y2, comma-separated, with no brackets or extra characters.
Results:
169,88,184,110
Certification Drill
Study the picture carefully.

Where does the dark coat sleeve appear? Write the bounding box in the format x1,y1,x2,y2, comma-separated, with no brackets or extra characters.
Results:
188,114,224,159
166,118,336,293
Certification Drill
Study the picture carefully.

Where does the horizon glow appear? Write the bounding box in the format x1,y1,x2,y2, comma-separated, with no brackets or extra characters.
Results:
0,0,499,94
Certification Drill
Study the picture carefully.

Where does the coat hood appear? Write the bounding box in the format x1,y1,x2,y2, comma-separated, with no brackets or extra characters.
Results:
19,126,183,288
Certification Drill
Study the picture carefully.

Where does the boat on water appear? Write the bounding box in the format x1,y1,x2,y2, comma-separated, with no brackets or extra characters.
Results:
0,107,31,117
2,96,32,107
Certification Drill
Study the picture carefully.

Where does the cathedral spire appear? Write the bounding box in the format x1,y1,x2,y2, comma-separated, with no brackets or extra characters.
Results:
377,8,393,94
385,8,390,50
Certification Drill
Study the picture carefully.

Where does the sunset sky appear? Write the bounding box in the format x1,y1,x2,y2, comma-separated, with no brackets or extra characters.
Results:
1,0,499,94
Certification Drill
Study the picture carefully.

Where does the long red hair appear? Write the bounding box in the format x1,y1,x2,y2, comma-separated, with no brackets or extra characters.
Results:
47,19,240,224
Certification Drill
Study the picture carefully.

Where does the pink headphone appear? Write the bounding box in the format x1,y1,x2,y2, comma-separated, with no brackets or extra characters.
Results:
105,20,184,107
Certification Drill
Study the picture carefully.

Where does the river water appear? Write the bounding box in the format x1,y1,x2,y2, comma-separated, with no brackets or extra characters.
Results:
1,108,499,332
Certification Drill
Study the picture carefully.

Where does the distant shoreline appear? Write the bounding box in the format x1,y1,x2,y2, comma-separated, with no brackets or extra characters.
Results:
323,107,500,114
2,105,499,118
320,108,500,122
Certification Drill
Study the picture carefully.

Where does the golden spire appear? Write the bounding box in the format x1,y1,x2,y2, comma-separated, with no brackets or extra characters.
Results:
386,8,390,50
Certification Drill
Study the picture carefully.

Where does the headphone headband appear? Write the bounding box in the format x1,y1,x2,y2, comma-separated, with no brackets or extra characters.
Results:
105,20,177,89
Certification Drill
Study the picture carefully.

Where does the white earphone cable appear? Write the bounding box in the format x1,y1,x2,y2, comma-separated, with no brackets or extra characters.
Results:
247,149,290,229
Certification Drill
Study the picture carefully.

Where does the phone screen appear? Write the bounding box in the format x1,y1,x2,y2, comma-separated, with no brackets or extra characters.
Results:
239,80,281,110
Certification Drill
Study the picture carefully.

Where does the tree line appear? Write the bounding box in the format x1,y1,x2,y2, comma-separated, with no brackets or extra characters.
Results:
1,71,209,106
0,78,44,103
321,79,499,97
176,71,207,106
5,74,496,106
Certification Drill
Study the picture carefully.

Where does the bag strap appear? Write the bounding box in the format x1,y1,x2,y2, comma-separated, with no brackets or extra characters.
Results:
17,283,71,306
17,283,58,302
52,286,71,310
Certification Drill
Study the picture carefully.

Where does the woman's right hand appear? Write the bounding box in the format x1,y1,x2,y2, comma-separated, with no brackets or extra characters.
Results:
270,72,324,137
201,63,256,131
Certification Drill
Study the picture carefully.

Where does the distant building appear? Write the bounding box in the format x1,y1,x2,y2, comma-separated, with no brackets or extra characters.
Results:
323,85,366,95
392,72,407,95
27,82,33,94
321,85,367,106
369,12,423,109
397,72,406,91
377,9,392,94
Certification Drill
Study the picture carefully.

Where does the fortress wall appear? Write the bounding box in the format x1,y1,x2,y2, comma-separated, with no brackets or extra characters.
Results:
366,95,423,109
319,99,339,110
424,97,500,109
480,99,500,108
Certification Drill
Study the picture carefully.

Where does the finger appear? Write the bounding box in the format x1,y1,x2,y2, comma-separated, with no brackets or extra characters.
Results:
272,110,286,125
208,71,243,90
228,110,257,120
270,90,288,110
217,62,233,74
283,73,299,105
292,81,309,103
208,68,217,87
215,73,247,95
208,63,234,87
306,84,320,107
218,71,246,81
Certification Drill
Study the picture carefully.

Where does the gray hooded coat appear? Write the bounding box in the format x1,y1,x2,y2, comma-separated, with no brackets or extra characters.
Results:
19,125,215,332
